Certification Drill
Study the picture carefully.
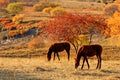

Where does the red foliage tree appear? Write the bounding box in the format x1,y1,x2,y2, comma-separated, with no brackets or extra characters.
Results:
40,13,108,53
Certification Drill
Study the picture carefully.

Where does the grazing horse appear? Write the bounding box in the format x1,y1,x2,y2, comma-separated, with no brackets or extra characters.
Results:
47,42,70,61
75,44,102,69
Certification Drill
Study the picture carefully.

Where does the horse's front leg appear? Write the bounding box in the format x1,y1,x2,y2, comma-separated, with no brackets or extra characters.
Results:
81,57,85,69
56,53,60,61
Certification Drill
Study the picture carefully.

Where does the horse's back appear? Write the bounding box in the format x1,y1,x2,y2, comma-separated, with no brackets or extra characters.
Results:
63,42,70,49
78,44,102,56
82,44,102,51
51,42,70,52
54,42,70,47
91,44,102,54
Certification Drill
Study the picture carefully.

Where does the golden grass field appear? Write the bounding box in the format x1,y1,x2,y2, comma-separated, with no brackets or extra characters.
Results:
0,46,120,80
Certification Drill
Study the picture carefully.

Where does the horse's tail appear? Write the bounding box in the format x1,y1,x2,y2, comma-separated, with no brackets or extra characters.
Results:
98,45,102,56
64,42,70,60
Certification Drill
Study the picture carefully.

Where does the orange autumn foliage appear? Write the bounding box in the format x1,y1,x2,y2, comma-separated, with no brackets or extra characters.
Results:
0,0,9,3
106,11,120,35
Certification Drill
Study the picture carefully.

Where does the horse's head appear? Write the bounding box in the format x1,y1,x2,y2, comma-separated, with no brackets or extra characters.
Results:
47,48,52,61
74,47,84,69
74,58,79,69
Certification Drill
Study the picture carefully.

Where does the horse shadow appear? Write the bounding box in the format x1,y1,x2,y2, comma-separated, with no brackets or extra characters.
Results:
35,67,55,72
116,76,120,79
72,70,107,77
101,69,119,74
101,70,120,79
0,70,52,80
72,69,120,79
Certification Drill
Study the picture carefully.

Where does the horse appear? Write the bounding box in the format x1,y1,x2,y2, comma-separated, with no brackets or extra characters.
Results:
74,44,102,69
47,42,70,61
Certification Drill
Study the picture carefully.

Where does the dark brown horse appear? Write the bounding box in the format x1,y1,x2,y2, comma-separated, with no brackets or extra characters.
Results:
75,44,102,69
47,42,70,61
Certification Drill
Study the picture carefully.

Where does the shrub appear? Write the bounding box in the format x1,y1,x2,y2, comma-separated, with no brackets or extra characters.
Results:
50,7,66,16
33,2,59,11
73,34,89,52
12,14,24,24
6,2,24,14
78,35,89,45
103,3,120,17
8,30,19,38
42,7,53,14
18,29,29,35
5,22,15,30
33,3,45,11
49,2,59,8
27,37,45,48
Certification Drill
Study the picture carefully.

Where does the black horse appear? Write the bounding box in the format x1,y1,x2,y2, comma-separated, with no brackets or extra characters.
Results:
47,42,70,61
75,44,102,69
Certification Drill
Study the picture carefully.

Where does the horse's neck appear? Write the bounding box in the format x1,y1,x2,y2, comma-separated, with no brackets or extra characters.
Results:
48,48,53,55
77,53,82,63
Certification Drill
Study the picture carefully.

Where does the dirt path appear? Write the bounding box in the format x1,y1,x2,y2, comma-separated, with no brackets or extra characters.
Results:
0,56,120,80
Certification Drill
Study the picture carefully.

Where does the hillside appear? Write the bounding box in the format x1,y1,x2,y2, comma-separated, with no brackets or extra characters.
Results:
0,1,105,42
0,0,117,56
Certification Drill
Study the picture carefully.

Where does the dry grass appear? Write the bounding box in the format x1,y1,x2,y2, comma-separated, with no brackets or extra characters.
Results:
0,46,120,80
0,56,120,80
0,48,47,57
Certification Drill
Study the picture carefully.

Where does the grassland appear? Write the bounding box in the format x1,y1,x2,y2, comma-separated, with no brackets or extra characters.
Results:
0,54,120,80
0,46,120,80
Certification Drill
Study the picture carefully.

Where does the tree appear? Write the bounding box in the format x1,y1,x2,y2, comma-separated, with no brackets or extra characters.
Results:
50,6,66,16
40,13,107,54
12,14,24,24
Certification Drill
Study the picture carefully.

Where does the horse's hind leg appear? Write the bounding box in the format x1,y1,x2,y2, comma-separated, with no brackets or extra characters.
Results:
66,49,70,61
99,56,102,69
96,55,99,69
96,55,101,69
